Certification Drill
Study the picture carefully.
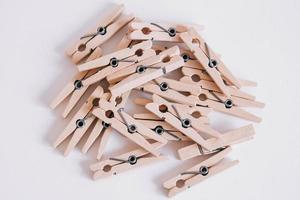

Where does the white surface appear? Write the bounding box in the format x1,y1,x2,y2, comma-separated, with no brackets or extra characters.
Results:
1,0,300,199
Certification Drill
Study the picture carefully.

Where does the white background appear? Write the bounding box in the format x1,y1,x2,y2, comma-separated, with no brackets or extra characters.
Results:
1,0,300,199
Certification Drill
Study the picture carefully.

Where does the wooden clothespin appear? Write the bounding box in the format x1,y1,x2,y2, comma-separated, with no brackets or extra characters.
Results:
77,41,154,86
108,46,184,97
128,22,193,42
66,5,134,63
92,98,168,157
148,94,220,137
163,147,238,197
187,85,263,122
53,86,104,156
180,28,242,97
186,78,265,108
183,95,263,123
177,124,255,160
138,77,203,105
132,96,199,141
80,93,111,155
145,95,221,151
106,45,179,84
90,142,166,179
50,46,102,118
133,112,189,141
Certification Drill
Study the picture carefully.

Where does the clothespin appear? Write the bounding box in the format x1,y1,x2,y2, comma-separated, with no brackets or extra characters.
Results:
145,95,221,151
127,22,193,42
133,112,189,141
148,94,220,136
53,86,104,156
108,46,184,97
132,96,197,141
190,90,261,123
138,77,203,105
90,142,167,179
180,28,242,97
77,41,154,86
198,80,264,108
177,124,255,160
163,147,238,197
188,86,263,122
50,46,102,118
92,98,168,157
66,5,134,63
106,45,179,84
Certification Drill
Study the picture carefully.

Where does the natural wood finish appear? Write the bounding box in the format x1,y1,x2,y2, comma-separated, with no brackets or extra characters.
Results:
128,22,191,42
163,147,238,197
53,86,104,156
106,46,180,84
66,5,134,63
91,142,166,179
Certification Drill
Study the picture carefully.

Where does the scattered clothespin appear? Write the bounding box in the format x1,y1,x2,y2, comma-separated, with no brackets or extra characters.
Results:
109,46,184,97
90,142,167,179
132,96,205,141
163,147,238,197
133,98,190,141
66,5,134,64
50,46,102,118
106,45,179,84
128,22,193,42
92,98,168,157
138,77,203,105
189,88,263,122
53,86,104,156
145,95,222,151
180,28,242,97
133,112,189,141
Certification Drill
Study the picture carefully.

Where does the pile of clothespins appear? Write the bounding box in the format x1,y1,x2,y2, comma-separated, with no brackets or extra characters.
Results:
50,4,264,197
